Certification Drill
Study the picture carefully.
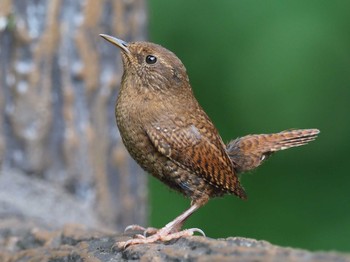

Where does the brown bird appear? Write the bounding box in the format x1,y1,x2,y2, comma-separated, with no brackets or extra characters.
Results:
100,34,320,248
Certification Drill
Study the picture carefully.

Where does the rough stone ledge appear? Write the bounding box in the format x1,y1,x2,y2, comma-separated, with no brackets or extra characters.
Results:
0,222,348,262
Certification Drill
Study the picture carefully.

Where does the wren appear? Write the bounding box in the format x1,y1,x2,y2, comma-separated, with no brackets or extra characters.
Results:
100,34,320,248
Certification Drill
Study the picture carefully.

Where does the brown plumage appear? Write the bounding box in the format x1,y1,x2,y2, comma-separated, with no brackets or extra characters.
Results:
227,129,320,173
100,34,320,247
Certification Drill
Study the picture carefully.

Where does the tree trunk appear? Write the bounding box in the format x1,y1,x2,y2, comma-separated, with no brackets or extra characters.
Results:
0,0,147,230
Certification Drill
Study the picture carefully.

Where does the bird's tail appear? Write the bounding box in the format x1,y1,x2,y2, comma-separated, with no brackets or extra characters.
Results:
226,129,320,174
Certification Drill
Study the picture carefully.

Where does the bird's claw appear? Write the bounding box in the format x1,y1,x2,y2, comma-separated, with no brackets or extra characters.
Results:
124,224,146,232
123,224,158,236
188,228,206,237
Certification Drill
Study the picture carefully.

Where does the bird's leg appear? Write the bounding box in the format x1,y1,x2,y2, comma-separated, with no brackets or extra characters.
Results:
159,202,201,234
116,201,205,248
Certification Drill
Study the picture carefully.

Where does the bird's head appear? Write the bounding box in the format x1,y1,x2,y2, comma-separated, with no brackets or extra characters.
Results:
100,34,190,93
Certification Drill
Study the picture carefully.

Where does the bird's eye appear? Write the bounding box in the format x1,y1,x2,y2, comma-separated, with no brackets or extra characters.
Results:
145,55,157,64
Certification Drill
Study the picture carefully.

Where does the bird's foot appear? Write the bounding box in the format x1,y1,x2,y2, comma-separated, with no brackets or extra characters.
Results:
116,227,205,249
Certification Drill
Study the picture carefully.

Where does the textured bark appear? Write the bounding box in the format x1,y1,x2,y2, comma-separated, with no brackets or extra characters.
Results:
0,0,147,230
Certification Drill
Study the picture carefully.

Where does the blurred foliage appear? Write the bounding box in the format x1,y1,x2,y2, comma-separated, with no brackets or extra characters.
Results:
147,0,350,252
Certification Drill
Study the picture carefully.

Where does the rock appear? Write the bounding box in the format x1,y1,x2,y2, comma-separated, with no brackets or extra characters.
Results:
0,222,348,262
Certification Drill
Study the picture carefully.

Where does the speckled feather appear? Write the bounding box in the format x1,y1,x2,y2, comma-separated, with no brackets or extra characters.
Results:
146,112,246,198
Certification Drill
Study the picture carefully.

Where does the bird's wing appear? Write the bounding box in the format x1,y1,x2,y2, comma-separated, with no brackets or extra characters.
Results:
145,121,246,198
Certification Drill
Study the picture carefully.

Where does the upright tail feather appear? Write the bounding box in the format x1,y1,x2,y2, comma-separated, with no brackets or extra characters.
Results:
226,129,320,174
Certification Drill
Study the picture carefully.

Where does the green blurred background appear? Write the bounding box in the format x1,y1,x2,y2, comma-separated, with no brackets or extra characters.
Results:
147,0,350,252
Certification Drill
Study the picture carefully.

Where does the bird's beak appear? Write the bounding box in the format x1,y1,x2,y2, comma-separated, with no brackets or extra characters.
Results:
100,34,130,54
